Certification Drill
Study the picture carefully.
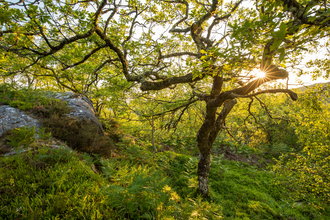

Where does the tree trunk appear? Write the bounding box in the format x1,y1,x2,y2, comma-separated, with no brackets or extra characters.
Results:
151,114,157,153
197,99,237,197
198,151,211,196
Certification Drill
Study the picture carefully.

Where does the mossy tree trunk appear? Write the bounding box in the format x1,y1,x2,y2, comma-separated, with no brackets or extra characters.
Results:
196,76,237,196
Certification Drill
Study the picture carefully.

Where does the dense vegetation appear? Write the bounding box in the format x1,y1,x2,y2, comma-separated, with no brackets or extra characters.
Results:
0,0,330,218
0,84,329,219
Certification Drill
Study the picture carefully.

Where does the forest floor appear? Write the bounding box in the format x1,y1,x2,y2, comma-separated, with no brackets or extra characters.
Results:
1,132,329,219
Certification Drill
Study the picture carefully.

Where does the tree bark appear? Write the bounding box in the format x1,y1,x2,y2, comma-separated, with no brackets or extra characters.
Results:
196,65,297,197
198,152,211,196
197,78,237,196
151,114,157,153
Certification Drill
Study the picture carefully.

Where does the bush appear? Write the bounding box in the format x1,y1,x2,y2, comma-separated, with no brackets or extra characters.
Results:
100,117,123,142
273,86,330,205
30,98,71,118
42,114,114,157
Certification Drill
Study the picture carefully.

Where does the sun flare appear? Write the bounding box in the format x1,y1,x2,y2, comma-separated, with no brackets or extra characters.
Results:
253,69,266,78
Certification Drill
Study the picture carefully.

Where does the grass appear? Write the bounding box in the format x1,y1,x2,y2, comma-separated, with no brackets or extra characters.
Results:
0,85,329,219
209,159,323,219
1,138,329,219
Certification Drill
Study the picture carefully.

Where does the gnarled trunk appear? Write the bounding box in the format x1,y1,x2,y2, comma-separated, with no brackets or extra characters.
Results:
197,98,237,197
198,152,211,196
195,65,296,197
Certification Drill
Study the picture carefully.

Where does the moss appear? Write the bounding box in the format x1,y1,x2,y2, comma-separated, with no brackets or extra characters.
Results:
0,84,64,112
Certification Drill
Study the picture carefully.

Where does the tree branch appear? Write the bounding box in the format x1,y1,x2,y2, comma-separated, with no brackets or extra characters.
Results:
231,88,298,101
0,30,40,36
39,65,79,93
255,96,290,122
139,72,204,91
166,0,191,33
95,26,140,82
207,0,243,39
159,51,198,59
61,44,108,70
279,0,330,27
85,58,117,91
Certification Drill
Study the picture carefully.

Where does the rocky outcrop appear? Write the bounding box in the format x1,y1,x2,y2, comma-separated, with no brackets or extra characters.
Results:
0,105,42,137
53,92,104,134
0,92,103,138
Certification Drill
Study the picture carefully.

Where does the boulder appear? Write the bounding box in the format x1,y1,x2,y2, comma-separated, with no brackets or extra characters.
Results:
0,105,42,137
0,92,103,138
53,92,104,134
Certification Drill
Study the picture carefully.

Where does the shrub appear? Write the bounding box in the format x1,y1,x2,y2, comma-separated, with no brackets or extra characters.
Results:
100,117,123,142
30,98,71,118
273,86,330,205
42,114,114,157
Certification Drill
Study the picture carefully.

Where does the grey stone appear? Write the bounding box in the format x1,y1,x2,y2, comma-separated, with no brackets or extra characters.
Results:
0,105,42,137
0,92,103,138
53,92,104,134
3,139,72,156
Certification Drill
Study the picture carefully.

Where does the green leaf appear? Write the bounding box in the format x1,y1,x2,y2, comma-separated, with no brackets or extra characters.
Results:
270,39,282,50
278,48,285,62
274,22,287,40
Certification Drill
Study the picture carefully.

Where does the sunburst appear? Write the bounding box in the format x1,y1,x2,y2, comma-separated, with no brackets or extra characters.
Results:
253,69,266,78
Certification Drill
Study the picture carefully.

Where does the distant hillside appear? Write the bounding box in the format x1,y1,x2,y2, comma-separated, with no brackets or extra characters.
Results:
295,81,330,92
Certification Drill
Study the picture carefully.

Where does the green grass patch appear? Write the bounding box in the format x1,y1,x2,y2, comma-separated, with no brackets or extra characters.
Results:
209,158,329,219
1,138,329,219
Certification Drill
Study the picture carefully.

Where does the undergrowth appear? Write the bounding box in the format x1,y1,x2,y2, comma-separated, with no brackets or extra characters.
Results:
1,85,329,219
0,147,110,219
1,139,329,219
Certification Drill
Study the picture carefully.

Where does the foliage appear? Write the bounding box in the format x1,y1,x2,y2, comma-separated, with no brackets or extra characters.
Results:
36,127,52,141
100,117,124,142
42,114,114,158
0,147,110,219
101,160,173,219
6,126,36,150
30,98,71,118
2,138,329,219
0,126,55,155
0,0,330,213
273,86,330,204
209,158,314,220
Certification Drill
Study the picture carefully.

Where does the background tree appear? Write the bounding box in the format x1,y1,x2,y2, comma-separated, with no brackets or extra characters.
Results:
1,0,329,196
273,85,330,204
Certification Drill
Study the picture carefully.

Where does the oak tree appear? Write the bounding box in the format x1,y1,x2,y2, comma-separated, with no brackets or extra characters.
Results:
1,0,329,196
